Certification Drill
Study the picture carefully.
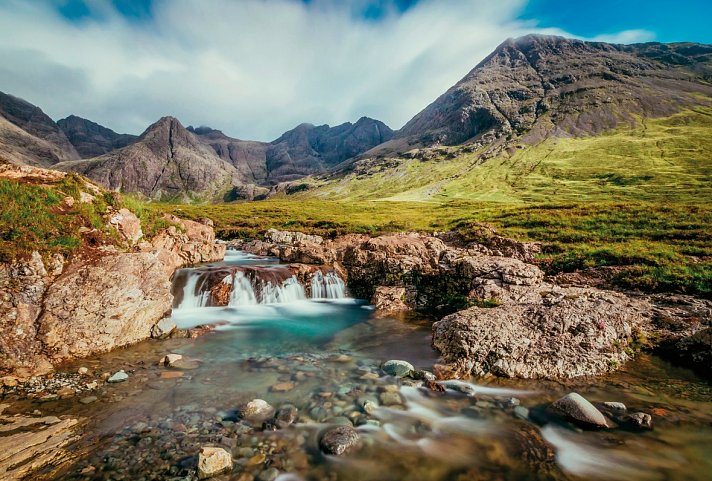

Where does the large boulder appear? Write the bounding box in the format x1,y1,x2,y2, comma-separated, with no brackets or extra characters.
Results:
432,287,647,379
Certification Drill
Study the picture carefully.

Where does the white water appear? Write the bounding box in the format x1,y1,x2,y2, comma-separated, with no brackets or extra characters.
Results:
177,270,210,309
311,271,347,299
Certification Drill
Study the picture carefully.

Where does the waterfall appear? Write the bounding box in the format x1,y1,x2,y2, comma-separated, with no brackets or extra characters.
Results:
261,276,307,304
178,271,210,309
311,271,347,299
229,272,258,306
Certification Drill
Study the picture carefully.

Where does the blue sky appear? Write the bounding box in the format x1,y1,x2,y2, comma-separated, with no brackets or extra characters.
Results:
1,0,710,140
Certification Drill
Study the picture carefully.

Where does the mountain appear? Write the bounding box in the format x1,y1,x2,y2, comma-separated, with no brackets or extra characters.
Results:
57,115,138,158
55,117,244,201
189,117,394,184
292,35,712,202
0,91,79,166
392,35,712,150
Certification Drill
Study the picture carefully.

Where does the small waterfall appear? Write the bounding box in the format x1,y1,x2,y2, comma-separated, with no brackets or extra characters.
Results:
311,271,347,299
229,272,258,306
261,276,307,304
177,271,210,309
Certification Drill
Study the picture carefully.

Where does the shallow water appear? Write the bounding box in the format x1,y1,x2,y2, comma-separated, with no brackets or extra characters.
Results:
5,251,711,481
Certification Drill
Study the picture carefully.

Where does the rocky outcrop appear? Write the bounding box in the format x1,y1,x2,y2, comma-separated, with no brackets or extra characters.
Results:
57,115,137,158
0,167,224,377
241,229,694,379
432,287,646,378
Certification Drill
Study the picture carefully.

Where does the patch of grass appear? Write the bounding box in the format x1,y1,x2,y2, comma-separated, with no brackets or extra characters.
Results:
154,199,711,297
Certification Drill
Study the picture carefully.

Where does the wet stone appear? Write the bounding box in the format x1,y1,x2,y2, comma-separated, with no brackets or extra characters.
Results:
275,404,298,428
197,446,232,479
551,392,608,429
107,370,128,383
625,412,653,430
381,360,414,378
319,425,360,455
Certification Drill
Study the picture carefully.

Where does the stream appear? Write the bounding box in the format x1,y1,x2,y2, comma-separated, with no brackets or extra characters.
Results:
9,250,712,481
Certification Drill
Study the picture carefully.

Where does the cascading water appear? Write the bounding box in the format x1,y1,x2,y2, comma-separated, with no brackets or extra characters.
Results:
176,269,210,309
311,271,347,299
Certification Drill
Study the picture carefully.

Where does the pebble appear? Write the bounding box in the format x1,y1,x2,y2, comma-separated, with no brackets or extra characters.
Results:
625,412,653,430
379,392,403,406
257,468,280,481
551,392,608,428
513,406,529,420
241,399,275,422
78,367,89,375
80,396,98,404
602,401,627,414
197,446,232,479
270,381,296,392
160,353,183,367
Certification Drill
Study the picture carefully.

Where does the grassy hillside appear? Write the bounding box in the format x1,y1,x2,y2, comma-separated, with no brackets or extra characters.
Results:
295,107,712,203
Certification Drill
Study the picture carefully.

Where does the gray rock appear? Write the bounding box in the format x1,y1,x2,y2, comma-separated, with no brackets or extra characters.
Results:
107,370,128,383
275,404,298,429
79,396,98,404
319,425,360,455
381,360,414,378
551,392,608,428
625,412,653,430
197,446,232,479
601,401,627,414
240,399,275,423
513,406,529,420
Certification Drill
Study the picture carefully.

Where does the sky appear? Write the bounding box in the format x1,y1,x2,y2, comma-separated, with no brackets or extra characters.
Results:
0,0,710,141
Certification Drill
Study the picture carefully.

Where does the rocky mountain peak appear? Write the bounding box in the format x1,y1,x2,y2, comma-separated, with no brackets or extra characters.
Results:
57,115,137,158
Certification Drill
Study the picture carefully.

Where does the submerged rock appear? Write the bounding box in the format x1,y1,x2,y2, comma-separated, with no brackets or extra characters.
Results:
160,353,183,367
319,425,360,455
550,392,608,428
601,401,627,414
151,318,176,339
275,404,298,428
197,446,232,479
381,360,414,378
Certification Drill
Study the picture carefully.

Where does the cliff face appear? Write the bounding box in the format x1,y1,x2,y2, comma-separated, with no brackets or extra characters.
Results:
0,164,225,377
397,35,712,147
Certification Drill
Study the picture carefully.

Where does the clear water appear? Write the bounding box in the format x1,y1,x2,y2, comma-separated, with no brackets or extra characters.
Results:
12,252,711,481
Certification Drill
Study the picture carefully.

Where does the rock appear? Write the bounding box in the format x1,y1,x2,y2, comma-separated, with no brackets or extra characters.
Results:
601,402,627,414
432,288,646,379
77,367,89,375
109,208,143,245
513,406,529,420
266,229,324,245
56,386,75,398
371,286,410,316
319,425,360,455
161,353,183,367
361,400,378,415
80,396,97,404
240,399,275,422
412,369,436,382
107,371,128,383
551,393,608,428
379,392,403,406
160,371,183,379
269,381,296,392
257,468,280,481
151,318,176,339
197,446,232,479
275,404,298,428
625,412,653,430
247,453,267,465
381,360,414,378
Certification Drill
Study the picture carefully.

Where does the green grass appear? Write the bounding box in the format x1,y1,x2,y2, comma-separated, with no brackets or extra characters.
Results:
154,199,711,297
0,174,171,263
295,107,712,203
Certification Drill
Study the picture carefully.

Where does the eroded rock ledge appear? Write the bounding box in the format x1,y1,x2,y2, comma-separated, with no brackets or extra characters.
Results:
239,229,710,379
0,166,224,378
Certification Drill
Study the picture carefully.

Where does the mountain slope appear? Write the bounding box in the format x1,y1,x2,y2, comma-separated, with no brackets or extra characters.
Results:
0,91,79,166
289,35,712,202
57,115,138,158
392,35,712,150
55,117,243,201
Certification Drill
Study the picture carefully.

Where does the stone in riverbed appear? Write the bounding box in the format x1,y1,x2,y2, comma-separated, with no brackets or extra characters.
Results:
80,396,98,404
319,425,360,455
197,446,232,479
107,370,128,383
624,412,653,430
240,399,275,423
160,353,183,367
275,404,298,428
270,381,296,392
601,401,627,414
379,392,403,406
551,392,608,428
381,360,414,378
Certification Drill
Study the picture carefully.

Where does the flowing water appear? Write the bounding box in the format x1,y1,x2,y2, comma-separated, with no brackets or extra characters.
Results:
7,251,712,481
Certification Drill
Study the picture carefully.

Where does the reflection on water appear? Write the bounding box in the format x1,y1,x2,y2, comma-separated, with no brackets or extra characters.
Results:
24,251,712,480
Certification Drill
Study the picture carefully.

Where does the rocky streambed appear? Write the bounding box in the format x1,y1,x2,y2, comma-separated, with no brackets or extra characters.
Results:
1,228,711,480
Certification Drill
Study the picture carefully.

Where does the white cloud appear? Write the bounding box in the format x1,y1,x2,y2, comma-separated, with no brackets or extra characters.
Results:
589,29,656,44
0,0,652,141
